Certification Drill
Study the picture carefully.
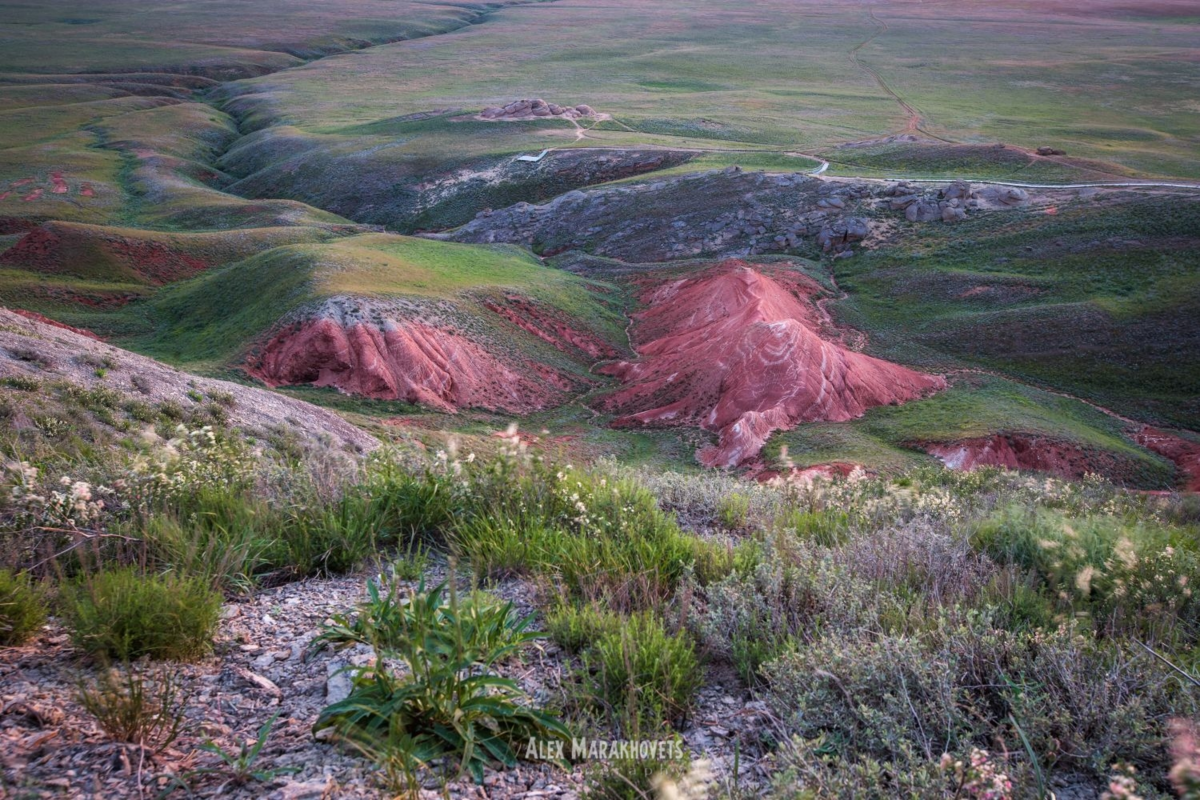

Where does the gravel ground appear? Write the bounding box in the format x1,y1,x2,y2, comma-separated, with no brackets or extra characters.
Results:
0,563,777,799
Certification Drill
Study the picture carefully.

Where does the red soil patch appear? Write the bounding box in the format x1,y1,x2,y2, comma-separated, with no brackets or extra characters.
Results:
483,295,618,360
8,309,102,341
0,224,209,285
22,190,42,202
250,316,567,414
24,285,140,308
927,434,1101,479
79,184,96,198
50,173,68,194
594,261,945,467
11,179,33,188
0,218,38,235
0,193,9,202
1135,427,1200,492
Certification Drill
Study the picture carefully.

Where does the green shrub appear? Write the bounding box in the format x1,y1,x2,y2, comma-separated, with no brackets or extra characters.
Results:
773,508,850,547
0,569,46,645
390,540,429,582
368,465,460,540
314,579,568,785
697,539,885,685
452,516,553,581
443,463,698,612
762,614,1187,784
769,736,964,800
582,612,701,733
274,492,383,578
142,514,267,594
717,493,751,530
545,602,623,655
76,663,193,753
62,568,222,661
691,537,761,587
974,507,1200,644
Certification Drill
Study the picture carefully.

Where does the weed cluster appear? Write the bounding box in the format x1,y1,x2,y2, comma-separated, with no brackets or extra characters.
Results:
314,577,568,791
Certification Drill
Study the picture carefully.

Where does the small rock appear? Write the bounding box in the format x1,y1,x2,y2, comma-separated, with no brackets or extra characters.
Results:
326,663,354,704
941,205,967,222
273,776,334,800
235,668,282,699
906,201,940,222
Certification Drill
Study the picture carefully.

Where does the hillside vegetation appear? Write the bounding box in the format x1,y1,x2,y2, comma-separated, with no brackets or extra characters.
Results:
1,0,1199,796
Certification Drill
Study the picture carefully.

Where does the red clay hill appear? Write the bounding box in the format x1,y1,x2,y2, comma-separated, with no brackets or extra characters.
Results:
248,300,577,414
595,261,945,467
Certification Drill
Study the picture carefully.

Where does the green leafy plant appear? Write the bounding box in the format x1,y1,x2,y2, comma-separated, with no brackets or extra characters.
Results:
62,567,222,661
717,493,751,530
391,540,430,582
188,712,300,791
313,579,569,786
0,569,46,645
76,663,193,753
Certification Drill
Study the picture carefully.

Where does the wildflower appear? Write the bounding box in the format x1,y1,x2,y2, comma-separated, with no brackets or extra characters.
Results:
1114,537,1138,570
1101,764,1143,800
1075,565,1096,597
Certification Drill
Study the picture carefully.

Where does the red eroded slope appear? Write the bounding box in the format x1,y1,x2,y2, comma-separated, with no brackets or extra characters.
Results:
249,315,567,414
1135,427,1200,492
926,434,1100,479
595,261,944,467
483,296,618,360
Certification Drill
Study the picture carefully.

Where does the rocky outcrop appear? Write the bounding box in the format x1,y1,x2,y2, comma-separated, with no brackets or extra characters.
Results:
452,170,876,262
816,217,869,253
974,186,1029,206
905,201,941,222
249,299,571,414
480,99,598,121
594,261,945,467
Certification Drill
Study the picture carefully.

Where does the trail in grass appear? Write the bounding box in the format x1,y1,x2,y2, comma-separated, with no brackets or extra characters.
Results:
850,5,953,144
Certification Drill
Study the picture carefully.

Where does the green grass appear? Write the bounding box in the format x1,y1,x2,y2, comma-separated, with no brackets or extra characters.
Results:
831,193,1200,430
0,0,504,77
62,568,223,661
123,233,626,370
0,569,47,645
203,0,1200,237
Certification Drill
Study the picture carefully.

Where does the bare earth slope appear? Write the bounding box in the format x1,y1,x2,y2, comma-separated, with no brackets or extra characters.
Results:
0,307,376,454
595,261,945,466
247,298,580,414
